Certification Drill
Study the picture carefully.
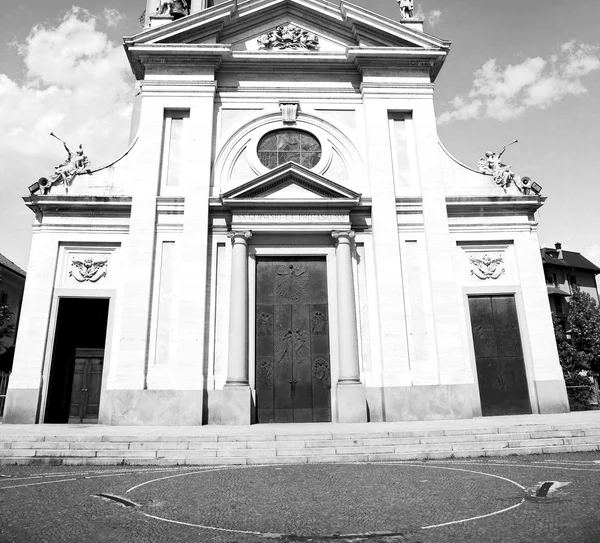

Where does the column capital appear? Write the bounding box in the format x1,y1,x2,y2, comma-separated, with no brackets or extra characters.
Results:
331,230,355,242
228,230,253,243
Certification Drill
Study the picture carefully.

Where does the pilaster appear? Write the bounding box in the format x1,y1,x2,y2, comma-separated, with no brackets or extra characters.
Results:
361,94,411,386
3,232,58,423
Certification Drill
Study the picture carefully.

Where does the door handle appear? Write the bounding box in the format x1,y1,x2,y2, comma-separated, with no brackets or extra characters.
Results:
289,379,298,397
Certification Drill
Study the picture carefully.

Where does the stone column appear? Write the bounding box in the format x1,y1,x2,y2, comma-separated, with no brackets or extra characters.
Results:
217,230,253,425
332,230,368,423
226,231,252,387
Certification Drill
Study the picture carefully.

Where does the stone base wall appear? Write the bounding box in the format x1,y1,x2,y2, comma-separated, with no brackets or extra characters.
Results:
366,385,476,423
99,390,203,426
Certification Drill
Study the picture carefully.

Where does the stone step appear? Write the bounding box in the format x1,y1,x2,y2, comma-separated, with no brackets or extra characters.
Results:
2,441,599,467
2,420,600,467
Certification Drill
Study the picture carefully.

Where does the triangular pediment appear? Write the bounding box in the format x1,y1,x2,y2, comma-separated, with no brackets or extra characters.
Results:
221,162,361,205
127,0,447,51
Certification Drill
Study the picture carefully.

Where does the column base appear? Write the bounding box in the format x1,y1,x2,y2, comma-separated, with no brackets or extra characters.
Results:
207,387,253,425
336,382,368,423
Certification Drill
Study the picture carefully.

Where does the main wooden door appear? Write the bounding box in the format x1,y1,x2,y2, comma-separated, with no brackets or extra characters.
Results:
68,348,104,423
468,296,532,416
256,257,332,423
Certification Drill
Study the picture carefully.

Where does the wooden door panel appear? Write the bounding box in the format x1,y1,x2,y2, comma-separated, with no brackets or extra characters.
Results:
69,360,86,420
256,305,275,423
292,304,313,423
469,295,531,416
469,297,498,359
310,303,331,422
86,358,103,418
492,297,523,358
273,304,293,423
256,258,331,423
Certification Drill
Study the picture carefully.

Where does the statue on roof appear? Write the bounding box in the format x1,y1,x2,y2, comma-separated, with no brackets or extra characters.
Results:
397,0,415,20
156,0,189,19
478,140,524,192
38,133,91,195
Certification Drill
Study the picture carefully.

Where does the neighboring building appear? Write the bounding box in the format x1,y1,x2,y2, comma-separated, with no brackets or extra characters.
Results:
541,243,600,324
0,253,26,417
4,0,569,426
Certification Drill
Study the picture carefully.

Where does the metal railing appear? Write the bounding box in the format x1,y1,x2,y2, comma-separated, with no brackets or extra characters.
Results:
0,371,9,417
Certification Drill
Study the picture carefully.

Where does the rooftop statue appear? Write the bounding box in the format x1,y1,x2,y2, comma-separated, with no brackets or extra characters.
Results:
257,25,320,51
157,0,189,19
477,140,524,192
397,0,415,20
38,133,91,195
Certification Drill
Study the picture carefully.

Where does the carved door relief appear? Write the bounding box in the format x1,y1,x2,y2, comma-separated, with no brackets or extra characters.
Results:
256,257,331,423
468,295,531,416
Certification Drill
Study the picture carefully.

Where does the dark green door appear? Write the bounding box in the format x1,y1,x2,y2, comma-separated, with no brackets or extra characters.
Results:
256,257,331,423
468,295,531,416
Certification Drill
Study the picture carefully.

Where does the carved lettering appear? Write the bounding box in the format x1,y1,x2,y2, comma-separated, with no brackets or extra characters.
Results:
235,214,345,223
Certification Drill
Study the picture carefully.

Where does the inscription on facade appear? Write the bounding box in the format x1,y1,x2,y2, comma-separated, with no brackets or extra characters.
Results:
235,214,347,223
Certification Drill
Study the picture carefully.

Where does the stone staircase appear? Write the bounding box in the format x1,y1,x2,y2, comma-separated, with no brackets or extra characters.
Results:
1,416,600,466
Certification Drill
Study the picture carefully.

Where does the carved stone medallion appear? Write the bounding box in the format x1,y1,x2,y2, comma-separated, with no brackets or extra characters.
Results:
470,254,505,280
70,258,108,283
257,25,320,51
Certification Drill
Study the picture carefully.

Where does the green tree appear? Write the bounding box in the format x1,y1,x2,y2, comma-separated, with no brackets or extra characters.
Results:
567,287,600,375
553,287,600,410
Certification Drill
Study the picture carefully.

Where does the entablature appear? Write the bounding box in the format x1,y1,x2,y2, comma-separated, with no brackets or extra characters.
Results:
445,196,546,218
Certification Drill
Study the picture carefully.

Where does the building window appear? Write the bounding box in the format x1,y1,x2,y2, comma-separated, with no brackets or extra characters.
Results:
160,109,190,189
257,130,321,169
569,275,577,286
0,292,7,306
388,112,418,190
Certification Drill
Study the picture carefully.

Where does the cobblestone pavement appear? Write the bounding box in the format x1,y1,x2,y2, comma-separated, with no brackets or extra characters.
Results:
1,452,599,543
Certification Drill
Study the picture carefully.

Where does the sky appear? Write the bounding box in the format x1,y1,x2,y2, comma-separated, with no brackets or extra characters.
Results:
0,0,599,287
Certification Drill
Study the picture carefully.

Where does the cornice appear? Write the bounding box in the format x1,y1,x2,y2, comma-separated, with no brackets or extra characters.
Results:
24,196,133,219
445,196,546,217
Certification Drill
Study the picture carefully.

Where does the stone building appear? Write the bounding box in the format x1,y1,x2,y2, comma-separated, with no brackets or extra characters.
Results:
4,0,569,425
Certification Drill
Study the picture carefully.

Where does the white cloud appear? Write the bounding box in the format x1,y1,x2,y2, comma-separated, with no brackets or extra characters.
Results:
103,8,125,28
0,8,134,164
416,4,442,28
587,245,600,267
427,9,441,28
0,8,134,268
438,41,600,124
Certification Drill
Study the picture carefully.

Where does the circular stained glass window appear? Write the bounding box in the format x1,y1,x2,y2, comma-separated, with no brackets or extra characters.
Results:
257,130,322,170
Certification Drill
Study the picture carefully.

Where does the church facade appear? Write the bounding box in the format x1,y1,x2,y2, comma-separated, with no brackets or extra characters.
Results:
4,0,569,425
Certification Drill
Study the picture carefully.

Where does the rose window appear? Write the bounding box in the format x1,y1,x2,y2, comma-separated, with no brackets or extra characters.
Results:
257,130,322,169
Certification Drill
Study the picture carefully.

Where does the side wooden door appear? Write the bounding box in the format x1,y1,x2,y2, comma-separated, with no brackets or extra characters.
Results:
468,296,531,416
256,257,331,423
68,349,104,423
